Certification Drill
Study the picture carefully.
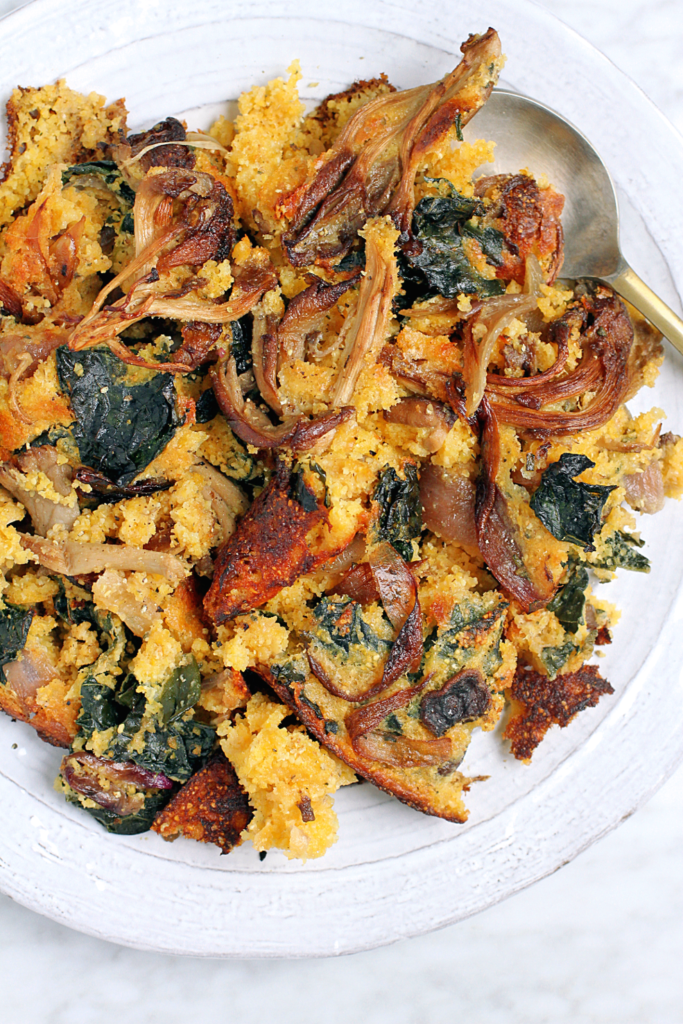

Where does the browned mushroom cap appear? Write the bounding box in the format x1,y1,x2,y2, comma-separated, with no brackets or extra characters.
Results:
280,29,502,267
0,446,79,536
474,172,565,286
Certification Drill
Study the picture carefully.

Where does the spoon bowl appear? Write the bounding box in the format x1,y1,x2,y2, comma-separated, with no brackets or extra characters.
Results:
463,89,683,353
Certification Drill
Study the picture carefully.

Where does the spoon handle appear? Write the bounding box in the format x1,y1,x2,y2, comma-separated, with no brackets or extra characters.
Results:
609,265,683,358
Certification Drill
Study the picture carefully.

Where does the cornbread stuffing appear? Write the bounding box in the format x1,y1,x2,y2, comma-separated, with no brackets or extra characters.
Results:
1,28,682,859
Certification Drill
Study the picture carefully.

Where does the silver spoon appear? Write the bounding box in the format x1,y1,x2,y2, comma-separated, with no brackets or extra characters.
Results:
463,88,683,354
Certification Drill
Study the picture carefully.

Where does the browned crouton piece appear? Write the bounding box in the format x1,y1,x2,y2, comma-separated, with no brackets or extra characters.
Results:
504,663,614,762
204,461,327,623
151,751,252,853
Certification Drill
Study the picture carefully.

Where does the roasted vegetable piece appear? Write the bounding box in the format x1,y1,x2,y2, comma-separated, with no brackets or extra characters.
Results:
151,751,252,853
546,560,590,634
59,751,174,835
489,286,634,435
473,172,565,285
504,662,614,761
280,29,502,266
264,595,508,822
476,399,563,612
371,464,422,561
405,190,506,299
0,602,34,681
56,346,179,485
530,453,615,550
419,669,491,736
592,530,651,573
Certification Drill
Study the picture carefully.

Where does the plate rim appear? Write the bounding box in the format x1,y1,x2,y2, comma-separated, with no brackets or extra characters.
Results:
1,0,683,957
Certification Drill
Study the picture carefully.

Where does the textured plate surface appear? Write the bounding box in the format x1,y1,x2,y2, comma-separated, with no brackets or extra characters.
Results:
1,0,683,958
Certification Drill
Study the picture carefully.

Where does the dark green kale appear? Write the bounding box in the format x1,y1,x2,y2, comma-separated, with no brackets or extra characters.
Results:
0,603,34,682
290,467,319,512
108,713,214,782
594,531,651,573
530,454,615,550
334,246,366,273
157,658,202,726
547,561,590,634
62,160,136,206
63,786,169,835
384,713,403,735
372,464,422,560
195,387,219,423
230,316,253,375
540,640,577,680
75,613,128,737
270,659,307,689
62,161,135,241
404,191,506,300
56,346,180,486
312,596,389,658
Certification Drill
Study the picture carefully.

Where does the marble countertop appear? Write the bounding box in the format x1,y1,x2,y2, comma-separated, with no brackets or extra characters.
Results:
0,1,681,1021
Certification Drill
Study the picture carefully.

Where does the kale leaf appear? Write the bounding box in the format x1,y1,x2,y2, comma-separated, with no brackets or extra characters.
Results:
372,464,422,560
594,531,651,573
405,192,506,300
195,387,219,423
530,454,615,550
76,645,213,784
313,596,389,658
62,161,135,240
230,316,253,376
157,658,202,726
540,640,577,680
63,786,169,836
75,612,128,736
547,561,590,634
0,603,34,682
334,246,366,273
62,160,136,207
107,705,215,782
56,346,180,486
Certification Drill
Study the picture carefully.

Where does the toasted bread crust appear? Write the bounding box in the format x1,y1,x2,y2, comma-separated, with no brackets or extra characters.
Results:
504,663,614,762
151,751,252,853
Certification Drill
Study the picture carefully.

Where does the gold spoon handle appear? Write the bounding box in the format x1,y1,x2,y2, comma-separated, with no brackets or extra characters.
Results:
609,265,683,358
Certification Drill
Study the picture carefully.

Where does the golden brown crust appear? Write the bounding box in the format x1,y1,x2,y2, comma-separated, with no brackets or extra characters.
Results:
475,172,565,285
151,751,252,853
204,462,328,623
0,677,78,748
504,663,614,762
261,666,469,822
163,575,211,651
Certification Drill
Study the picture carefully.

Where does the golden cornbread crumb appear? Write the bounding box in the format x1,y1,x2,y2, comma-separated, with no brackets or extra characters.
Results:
219,693,355,860
216,613,290,672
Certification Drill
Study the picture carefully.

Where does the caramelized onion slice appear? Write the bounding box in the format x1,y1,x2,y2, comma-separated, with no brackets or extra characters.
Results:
20,535,187,583
61,752,172,816
623,462,665,514
354,731,452,768
369,541,423,690
384,397,455,453
420,464,478,548
475,399,556,612
211,355,354,451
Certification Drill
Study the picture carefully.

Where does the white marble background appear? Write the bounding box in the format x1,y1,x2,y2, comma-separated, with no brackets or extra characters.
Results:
0,0,682,1021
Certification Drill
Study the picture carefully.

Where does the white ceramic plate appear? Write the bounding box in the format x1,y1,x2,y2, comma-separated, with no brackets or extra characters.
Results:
1,0,683,958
